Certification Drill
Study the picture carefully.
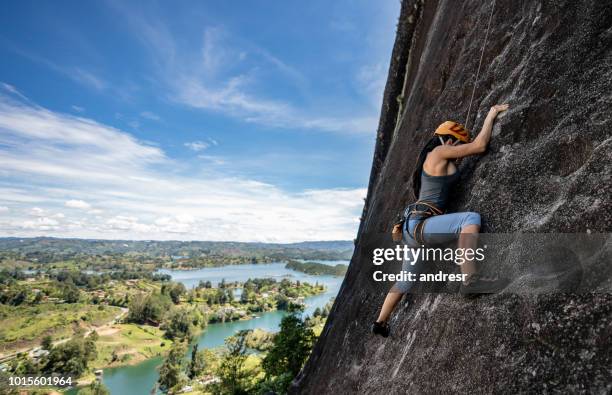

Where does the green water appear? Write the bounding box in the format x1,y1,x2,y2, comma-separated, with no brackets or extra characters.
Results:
78,262,344,395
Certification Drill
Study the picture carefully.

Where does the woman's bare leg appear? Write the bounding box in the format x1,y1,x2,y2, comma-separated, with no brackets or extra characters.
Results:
376,290,404,323
458,224,479,281
376,225,480,322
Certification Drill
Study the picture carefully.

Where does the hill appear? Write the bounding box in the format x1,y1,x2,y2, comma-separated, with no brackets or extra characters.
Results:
0,237,353,264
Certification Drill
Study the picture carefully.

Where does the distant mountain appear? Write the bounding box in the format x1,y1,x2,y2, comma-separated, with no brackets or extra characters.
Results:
284,240,354,251
0,237,354,261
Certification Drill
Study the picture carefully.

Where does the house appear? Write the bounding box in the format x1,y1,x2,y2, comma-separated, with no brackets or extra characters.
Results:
30,348,49,360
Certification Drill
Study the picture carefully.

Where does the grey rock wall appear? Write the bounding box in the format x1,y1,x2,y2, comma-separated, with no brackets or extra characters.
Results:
292,0,611,393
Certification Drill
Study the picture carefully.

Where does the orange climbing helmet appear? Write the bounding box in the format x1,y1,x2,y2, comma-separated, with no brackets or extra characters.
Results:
434,121,471,143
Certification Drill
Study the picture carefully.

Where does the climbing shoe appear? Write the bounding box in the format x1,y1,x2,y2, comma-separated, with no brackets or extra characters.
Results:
460,274,510,295
371,321,390,338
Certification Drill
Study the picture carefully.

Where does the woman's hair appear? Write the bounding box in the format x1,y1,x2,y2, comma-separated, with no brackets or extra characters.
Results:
411,135,457,198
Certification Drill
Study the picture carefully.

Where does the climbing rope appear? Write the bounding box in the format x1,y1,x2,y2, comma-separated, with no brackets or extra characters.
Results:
464,0,497,131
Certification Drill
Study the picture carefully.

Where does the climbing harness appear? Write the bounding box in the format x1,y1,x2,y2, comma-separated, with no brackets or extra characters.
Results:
406,200,443,245
464,0,497,131
391,200,443,244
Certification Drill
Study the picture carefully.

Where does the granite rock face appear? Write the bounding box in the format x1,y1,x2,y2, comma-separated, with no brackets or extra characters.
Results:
292,0,611,393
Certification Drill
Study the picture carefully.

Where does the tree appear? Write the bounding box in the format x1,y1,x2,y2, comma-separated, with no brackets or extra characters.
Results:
275,295,289,311
217,330,253,395
127,293,172,325
42,333,97,376
200,348,220,376
240,289,252,304
162,309,194,341
10,289,28,306
169,283,186,304
158,341,187,393
188,344,205,379
216,288,228,305
41,335,53,351
88,330,99,343
62,284,80,303
33,291,43,304
9,355,40,375
79,381,110,395
279,278,291,290
262,314,315,390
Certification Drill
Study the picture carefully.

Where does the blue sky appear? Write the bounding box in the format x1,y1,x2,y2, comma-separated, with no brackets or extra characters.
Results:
0,0,400,242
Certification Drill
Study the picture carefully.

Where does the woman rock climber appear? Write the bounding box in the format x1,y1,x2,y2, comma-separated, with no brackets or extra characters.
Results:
372,104,510,338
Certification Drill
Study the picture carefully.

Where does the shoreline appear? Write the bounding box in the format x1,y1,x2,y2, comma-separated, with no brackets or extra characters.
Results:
91,287,327,372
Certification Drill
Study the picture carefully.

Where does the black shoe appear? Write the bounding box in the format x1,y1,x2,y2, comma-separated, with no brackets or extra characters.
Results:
460,274,510,295
371,321,390,337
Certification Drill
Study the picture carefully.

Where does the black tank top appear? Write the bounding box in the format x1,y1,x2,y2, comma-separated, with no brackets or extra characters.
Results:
418,169,460,211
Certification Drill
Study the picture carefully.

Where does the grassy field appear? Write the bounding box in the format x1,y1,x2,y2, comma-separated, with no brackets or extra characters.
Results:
0,303,122,355
92,323,171,368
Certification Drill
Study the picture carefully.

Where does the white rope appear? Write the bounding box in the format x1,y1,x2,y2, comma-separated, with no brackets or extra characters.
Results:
464,0,496,130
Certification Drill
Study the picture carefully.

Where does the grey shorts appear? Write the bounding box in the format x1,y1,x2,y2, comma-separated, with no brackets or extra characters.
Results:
391,211,481,293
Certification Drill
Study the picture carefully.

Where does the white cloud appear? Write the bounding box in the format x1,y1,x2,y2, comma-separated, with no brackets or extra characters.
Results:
184,141,210,152
65,200,92,210
0,206,8,213
154,215,195,234
1,82,30,103
106,215,152,233
185,138,218,152
111,10,377,134
71,105,85,113
0,95,165,164
175,69,378,135
2,83,21,96
0,92,365,241
22,217,60,231
30,207,46,216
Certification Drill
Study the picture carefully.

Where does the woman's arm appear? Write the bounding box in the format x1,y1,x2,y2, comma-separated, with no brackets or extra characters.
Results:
433,104,509,159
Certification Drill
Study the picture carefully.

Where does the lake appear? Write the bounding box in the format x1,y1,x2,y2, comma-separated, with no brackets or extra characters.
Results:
96,261,346,395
